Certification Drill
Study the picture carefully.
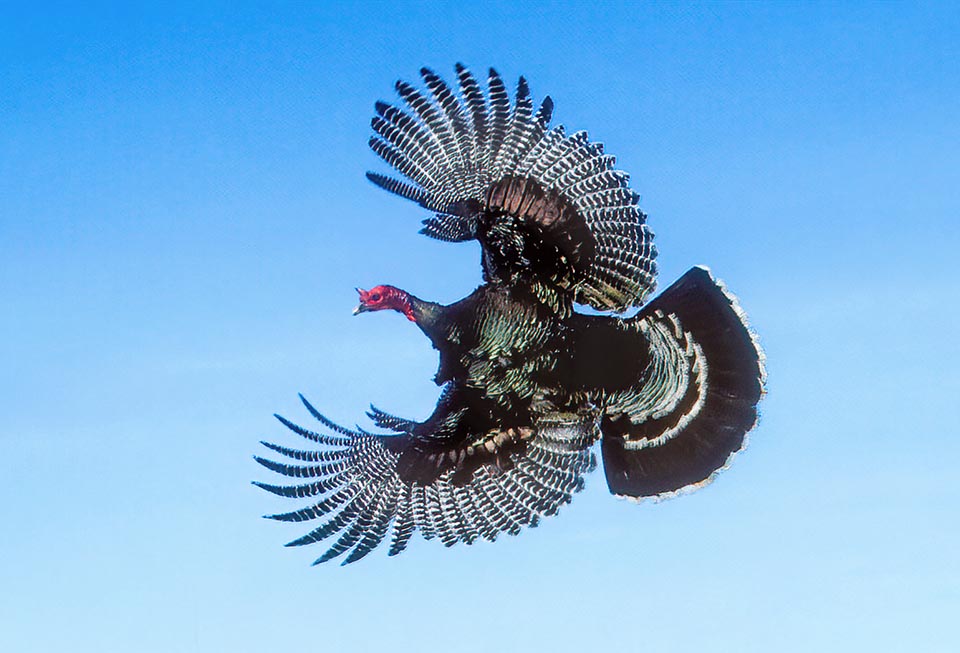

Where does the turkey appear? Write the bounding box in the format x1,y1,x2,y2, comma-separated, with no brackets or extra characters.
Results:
255,65,765,565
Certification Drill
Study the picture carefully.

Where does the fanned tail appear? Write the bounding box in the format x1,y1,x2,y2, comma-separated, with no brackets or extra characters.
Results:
573,267,765,498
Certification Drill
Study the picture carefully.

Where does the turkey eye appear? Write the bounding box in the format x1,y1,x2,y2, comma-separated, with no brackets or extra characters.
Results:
371,293,381,301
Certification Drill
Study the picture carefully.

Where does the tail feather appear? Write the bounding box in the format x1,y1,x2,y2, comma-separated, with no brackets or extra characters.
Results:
598,266,765,499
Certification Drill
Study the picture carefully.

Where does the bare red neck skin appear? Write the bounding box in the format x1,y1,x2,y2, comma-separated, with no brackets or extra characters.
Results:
358,285,416,322
384,286,416,322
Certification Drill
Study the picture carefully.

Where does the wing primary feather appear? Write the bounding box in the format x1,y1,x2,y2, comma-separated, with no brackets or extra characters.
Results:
258,440,347,462
253,455,347,479
273,413,350,446
251,477,348,499
342,478,401,565
485,68,510,172
387,483,416,556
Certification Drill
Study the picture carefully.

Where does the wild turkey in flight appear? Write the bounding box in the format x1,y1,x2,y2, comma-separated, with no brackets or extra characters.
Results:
255,65,765,565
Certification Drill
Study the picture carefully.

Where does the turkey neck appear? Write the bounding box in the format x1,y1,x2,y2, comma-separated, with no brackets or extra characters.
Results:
407,294,445,339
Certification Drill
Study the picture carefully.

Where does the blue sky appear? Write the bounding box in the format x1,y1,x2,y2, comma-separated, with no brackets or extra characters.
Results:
2,2,958,651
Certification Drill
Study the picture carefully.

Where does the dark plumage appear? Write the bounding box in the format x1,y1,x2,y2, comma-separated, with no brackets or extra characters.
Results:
255,64,765,565
367,64,657,313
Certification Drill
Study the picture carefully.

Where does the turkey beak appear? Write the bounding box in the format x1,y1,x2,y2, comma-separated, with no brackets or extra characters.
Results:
353,288,368,315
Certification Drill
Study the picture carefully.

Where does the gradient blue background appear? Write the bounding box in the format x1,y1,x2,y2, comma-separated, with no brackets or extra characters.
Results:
2,2,958,651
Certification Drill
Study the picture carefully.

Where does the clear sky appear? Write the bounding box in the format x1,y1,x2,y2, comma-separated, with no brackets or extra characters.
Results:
2,2,958,652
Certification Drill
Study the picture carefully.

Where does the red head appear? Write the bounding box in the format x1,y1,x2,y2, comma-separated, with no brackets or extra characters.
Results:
353,285,415,322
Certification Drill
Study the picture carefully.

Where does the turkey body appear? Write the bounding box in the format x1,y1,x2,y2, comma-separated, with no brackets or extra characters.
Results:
412,283,561,401
255,64,766,565
385,266,763,495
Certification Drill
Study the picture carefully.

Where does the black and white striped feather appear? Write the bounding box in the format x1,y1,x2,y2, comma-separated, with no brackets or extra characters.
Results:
255,395,597,565
367,64,657,312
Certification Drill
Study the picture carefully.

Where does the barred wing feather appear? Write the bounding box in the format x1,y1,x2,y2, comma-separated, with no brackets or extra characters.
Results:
367,64,657,312
255,395,597,565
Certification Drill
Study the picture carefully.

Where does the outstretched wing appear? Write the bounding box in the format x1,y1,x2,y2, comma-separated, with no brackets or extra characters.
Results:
254,394,597,565
567,266,765,499
367,64,657,312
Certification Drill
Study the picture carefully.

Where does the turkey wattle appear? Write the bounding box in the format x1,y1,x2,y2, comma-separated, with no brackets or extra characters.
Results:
255,64,765,566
